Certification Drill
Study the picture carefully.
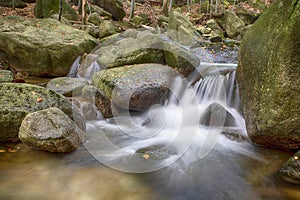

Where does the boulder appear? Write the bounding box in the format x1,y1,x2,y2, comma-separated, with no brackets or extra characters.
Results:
78,31,199,77
93,31,165,69
0,0,27,8
223,11,245,38
200,103,236,127
19,107,83,153
168,10,203,46
89,4,112,19
92,64,179,111
0,83,85,142
87,13,104,26
99,20,118,39
237,0,300,150
279,151,300,183
80,85,112,118
206,19,224,39
22,0,36,3
34,0,79,21
163,41,199,76
46,77,88,97
0,70,13,83
93,0,126,21
0,16,97,77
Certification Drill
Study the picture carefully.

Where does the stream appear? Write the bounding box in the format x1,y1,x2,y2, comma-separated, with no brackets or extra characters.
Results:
1,44,299,200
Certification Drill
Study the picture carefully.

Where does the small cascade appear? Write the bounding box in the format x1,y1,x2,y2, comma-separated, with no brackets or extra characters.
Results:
68,54,101,83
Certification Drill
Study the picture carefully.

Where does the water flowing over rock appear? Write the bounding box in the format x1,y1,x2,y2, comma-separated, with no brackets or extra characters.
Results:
0,83,85,142
92,64,179,111
46,77,88,97
237,0,300,150
0,16,97,77
35,0,79,20
19,107,83,153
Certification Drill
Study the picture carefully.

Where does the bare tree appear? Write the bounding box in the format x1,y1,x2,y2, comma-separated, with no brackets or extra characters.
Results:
130,0,135,19
12,0,16,10
58,0,63,21
162,0,169,16
82,0,87,24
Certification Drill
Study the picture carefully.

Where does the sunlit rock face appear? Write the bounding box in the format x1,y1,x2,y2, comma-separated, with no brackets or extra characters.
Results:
237,0,300,150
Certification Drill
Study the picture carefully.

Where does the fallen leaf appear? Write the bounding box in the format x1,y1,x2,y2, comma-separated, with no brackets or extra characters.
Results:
143,154,150,160
36,97,43,102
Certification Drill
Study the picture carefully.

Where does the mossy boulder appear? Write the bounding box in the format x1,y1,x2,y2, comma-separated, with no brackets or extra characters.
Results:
19,107,83,153
0,16,97,77
279,150,300,183
237,0,300,150
168,10,203,46
92,0,126,21
0,70,14,83
0,0,27,8
34,0,79,21
99,20,118,39
46,77,88,97
92,64,179,111
78,30,200,78
0,83,85,142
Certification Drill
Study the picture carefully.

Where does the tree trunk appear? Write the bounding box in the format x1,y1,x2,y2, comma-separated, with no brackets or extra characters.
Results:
130,0,135,19
12,0,16,10
162,0,169,16
82,0,87,24
58,0,63,21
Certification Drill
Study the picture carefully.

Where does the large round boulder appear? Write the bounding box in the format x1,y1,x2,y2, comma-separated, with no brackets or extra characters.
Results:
92,64,179,111
237,0,300,150
0,16,97,77
0,83,85,142
19,107,83,153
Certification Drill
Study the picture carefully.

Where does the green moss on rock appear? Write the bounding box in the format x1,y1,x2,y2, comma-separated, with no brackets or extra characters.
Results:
237,0,300,150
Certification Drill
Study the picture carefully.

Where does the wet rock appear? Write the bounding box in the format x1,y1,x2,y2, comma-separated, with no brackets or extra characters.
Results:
0,83,85,142
19,107,83,153
279,151,300,183
34,0,79,21
93,0,126,21
237,0,300,150
0,70,13,83
46,77,88,97
200,103,236,127
81,85,112,118
92,63,179,111
0,16,97,77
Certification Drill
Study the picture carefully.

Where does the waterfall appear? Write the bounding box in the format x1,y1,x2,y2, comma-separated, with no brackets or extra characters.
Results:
82,62,248,173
